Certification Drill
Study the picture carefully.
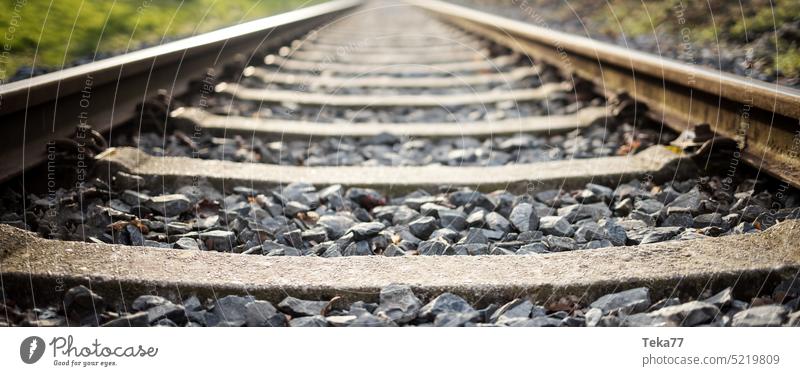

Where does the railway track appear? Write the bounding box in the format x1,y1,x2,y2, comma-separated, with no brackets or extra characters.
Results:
1,0,799,327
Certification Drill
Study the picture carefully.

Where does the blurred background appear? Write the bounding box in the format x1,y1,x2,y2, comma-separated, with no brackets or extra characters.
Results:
0,0,798,87
451,0,799,87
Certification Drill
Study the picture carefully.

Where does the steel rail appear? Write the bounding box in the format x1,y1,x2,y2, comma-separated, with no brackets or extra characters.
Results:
409,0,800,187
0,0,362,182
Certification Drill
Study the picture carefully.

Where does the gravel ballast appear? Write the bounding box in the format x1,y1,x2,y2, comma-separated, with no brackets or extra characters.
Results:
118,121,668,166
3,280,798,327
2,173,797,256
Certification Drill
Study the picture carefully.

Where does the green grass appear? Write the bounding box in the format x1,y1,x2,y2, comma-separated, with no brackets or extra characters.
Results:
729,1,800,41
583,0,800,78
0,0,321,82
539,0,799,45
775,42,800,78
